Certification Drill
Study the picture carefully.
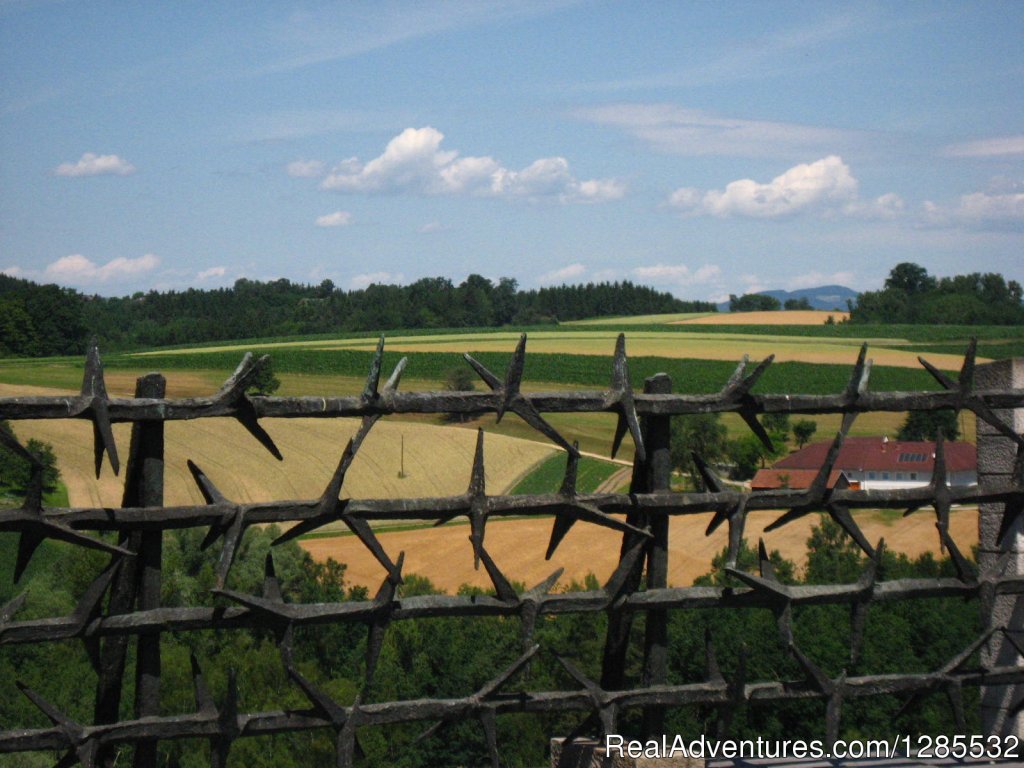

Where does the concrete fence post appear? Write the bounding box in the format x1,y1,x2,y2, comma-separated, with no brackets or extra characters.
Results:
976,358,1024,737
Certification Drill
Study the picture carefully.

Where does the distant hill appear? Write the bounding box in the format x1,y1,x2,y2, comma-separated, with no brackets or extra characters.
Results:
716,285,858,312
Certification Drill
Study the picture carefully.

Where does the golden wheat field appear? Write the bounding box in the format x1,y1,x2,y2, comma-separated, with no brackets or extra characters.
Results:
301,508,978,592
0,382,558,508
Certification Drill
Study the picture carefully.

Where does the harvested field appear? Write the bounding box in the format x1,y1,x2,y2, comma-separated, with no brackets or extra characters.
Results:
676,310,850,325
0,383,557,508
142,330,971,370
301,508,978,593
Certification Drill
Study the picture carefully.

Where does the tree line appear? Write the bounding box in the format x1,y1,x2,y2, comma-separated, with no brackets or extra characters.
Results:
849,262,1024,325
0,273,712,357
728,294,812,312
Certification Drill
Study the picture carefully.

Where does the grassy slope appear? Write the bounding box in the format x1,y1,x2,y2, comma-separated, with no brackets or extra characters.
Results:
509,452,623,495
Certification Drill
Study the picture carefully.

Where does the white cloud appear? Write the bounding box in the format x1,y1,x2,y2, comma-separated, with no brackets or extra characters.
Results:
349,271,404,290
631,263,722,289
287,159,326,178
43,253,159,284
923,191,1024,229
320,126,622,203
418,221,448,234
943,135,1024,158
2,266,24,277
667,156,879,219
577,103,860,158
537,263,586,285
315,210,352,227
54,153,136,177
842,192,905,220
197,266,227,280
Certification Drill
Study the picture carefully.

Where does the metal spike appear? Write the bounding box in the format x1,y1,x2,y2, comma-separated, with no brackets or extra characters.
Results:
469,428,486,497
941,626,999,675
828,503,875,559
958,338,977,391
545,513,577,560
609,334,645,462
917,355,957,391
81,344,119,476
693,452,725,494
478,546,517,602
213,510,247,589
382,356,408,395
844,343,870,401
722,354,774,399
603,532,648,606
725,499,747,569
739,407,774,452
344,515,403,583
214,352,264,400
188,460,228,504
497,333,527,422
72,559,121,628
363,336,386,400
5,509,132,583
720,355,750,396
477,645,540,701
526,567,564,599
463,352,502,390
12,529,44,584
942,530,976,584
233,396,283,460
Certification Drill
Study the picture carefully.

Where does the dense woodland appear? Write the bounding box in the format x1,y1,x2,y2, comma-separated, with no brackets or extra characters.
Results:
0,517,980,768
849,262,1024,325
0,274,709,357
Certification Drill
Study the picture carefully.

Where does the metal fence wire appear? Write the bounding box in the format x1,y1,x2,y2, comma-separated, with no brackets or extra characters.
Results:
0,335,1022,767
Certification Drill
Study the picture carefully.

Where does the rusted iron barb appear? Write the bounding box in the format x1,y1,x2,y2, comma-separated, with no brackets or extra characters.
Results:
0,334,1022,767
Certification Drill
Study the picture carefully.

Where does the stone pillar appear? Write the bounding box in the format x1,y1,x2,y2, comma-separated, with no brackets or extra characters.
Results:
976,358,1024,737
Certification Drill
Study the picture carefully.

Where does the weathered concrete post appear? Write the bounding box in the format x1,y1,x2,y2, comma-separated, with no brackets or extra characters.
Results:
976,358,1024,737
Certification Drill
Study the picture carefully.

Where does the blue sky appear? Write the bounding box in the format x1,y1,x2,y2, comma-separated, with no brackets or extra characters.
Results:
2,1,1023,301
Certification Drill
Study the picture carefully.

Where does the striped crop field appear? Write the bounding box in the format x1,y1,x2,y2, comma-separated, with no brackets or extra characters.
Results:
127,328,972,370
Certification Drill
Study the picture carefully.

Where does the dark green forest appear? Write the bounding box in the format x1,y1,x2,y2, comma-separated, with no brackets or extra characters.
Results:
0,273,711,357
0,516,982,768
849,262,1024,325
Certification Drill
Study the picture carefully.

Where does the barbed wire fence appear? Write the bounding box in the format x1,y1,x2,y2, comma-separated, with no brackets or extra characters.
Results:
0,335,1022,767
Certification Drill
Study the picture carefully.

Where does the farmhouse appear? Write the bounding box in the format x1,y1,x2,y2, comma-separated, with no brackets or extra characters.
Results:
751,435,977,491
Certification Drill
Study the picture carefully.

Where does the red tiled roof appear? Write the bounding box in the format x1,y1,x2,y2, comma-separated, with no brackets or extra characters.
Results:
772,436,975,474
751,468,846,490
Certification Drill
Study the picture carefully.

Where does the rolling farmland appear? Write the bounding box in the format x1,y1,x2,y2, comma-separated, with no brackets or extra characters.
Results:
1,314,1007,595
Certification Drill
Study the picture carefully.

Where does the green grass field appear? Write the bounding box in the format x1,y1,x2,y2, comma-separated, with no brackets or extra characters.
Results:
509,452,626,495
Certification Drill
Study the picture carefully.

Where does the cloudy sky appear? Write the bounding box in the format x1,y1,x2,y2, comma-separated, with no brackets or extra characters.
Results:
2,1,1023,301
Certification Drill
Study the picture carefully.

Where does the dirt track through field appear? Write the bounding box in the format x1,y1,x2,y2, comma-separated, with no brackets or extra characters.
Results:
300,508,978,592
